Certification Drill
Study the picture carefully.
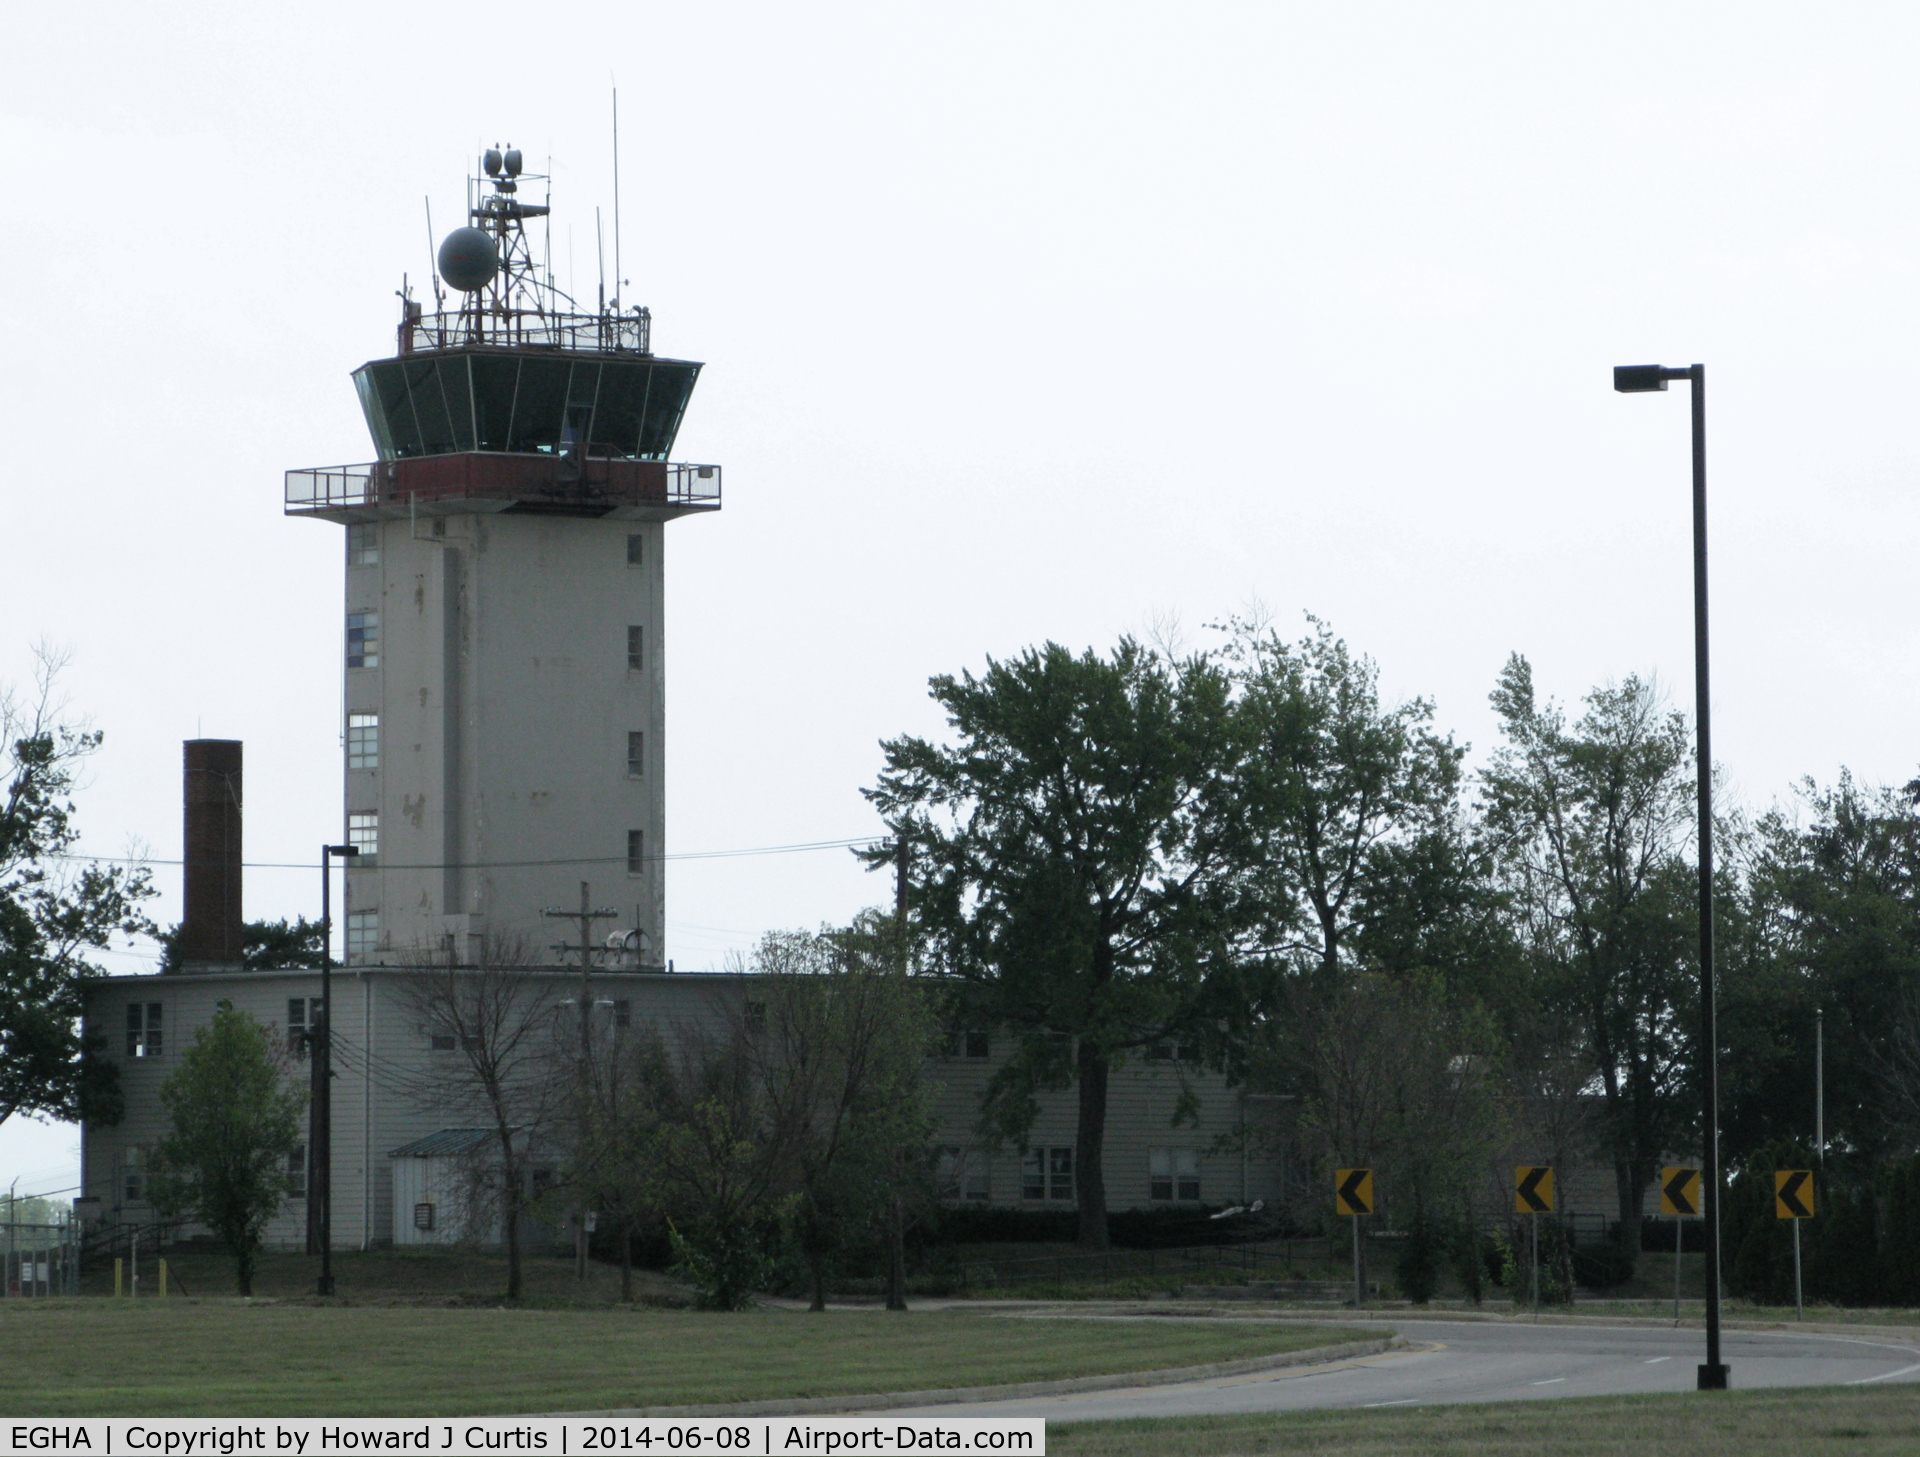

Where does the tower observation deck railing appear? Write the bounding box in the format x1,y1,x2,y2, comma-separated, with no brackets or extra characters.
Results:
401,308,651,355
286,456,721,513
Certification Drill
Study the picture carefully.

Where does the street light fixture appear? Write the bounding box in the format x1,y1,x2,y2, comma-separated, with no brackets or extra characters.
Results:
1612,362,1729,1391
313,842,359,1297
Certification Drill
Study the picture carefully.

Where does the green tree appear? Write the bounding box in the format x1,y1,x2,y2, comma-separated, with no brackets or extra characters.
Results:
1481,655,1696,1252
865,639,1248,1248
748,918,937,1311
146,1003,306,1295
156,917,328,973
1728,775,1920,1158
0,651,153,1131
1224,616,1465,979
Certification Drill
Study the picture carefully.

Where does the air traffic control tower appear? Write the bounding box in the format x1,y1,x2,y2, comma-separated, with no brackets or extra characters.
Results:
286,146,718,968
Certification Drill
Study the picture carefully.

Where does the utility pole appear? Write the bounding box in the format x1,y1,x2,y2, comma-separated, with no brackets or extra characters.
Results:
543,881,617,1279
885,830,911,1311
313,843,358,1295
1816,1007,1825,1166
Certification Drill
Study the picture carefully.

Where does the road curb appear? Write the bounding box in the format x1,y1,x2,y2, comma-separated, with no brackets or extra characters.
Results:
552,1334,1405,1418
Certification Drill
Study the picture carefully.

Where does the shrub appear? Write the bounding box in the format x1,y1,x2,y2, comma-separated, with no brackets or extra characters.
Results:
1572,1239,1635,1290
667,1219,774,1310
1396,1213,1442,1304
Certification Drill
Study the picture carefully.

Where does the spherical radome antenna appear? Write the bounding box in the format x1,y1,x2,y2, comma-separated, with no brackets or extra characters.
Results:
438,227,499,292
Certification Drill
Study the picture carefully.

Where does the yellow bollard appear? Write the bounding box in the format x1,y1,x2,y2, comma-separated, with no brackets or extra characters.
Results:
159,1259,168,1297
114,1258,123,1298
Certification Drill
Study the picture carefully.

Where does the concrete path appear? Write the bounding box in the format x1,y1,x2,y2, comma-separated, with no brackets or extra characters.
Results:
883,1316,1920,1421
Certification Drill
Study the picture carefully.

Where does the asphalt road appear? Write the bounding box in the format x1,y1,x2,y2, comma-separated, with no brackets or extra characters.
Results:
889,1316,1920,1421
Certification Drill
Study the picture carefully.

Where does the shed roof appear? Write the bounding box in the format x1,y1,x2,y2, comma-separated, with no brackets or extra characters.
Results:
388,1129,495,1159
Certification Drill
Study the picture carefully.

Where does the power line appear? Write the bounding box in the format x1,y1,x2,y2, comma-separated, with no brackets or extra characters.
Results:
48,835,887,873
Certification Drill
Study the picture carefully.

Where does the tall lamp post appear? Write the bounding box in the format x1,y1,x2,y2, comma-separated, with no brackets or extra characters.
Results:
1612,362,1729,1391
313,842,359,1297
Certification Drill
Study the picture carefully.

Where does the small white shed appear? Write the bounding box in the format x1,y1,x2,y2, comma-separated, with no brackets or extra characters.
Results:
388,1129,500,1246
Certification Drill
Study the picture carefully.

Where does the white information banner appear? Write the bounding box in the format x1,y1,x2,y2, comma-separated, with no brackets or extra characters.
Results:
1,1420,1044,1457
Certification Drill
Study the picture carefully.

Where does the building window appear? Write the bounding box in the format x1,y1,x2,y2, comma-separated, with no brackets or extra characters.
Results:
347,713,379,770
936,1147,991,1202
626,533,644,566
414,1202,436,1231
1148,1040,1199,1064
429,1030,456,1052
745,999,768,1034
346,910,378,957
287,1144,307,1199
627,625,643,670
627,731,645,777
347,612,380,670
287,998,322,1056
126,1002,163,1058
613,999,632,1029
349,810,378,862
348,522,378,566
627,830,644,875
123,1148,145,1204
965,1030,990,1060
1150,1148,1200,1202
1022,1147,1073,1201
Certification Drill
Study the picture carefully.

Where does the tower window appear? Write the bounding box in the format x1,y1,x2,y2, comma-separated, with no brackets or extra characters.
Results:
347,713,379,770
626,830,644,875
126,1002,163,1058
349,811,378,862
348,523,379,566
627,625,643,671
627,731,644,777
626,534,644,566
347,612,380,670
347,910,379,957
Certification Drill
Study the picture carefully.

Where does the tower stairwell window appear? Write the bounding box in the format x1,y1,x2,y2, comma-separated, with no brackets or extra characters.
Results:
346,910,379,958
627,625,643,671
626,534,644,566
348,522,379,566
347,713,379,770
627,732,644,777
627,831,644,876
347,612,380,670
348,811,378,862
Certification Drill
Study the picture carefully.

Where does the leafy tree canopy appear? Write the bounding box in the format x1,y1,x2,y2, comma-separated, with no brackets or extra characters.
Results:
148,1002,306,1295
0,651,153,1130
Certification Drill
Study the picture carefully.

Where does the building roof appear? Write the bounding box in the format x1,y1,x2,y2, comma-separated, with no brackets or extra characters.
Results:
388,1129,495,1159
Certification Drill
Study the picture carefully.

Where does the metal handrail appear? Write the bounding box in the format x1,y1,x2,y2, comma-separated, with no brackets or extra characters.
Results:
403,309,651,356
285,458,721,512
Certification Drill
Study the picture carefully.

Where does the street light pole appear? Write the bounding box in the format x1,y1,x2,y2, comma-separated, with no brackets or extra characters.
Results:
314,842,358,1297
1613,362,1729,1392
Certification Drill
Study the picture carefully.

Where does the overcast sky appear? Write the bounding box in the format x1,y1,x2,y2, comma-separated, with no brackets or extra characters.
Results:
6,2,1918,1191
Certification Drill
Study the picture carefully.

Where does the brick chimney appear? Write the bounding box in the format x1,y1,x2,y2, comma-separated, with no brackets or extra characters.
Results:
177,739,243,968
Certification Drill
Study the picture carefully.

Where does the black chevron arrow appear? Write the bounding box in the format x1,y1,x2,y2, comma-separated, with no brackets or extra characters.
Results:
1338,1168,1372,1215
1517,1166,1552,1213
1778,1170,1812,1219
1663,1168,1698,1217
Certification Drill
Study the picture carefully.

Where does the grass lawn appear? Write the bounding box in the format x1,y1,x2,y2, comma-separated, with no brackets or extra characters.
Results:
1051,1384,1920,1456
0,1302,1368,1416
